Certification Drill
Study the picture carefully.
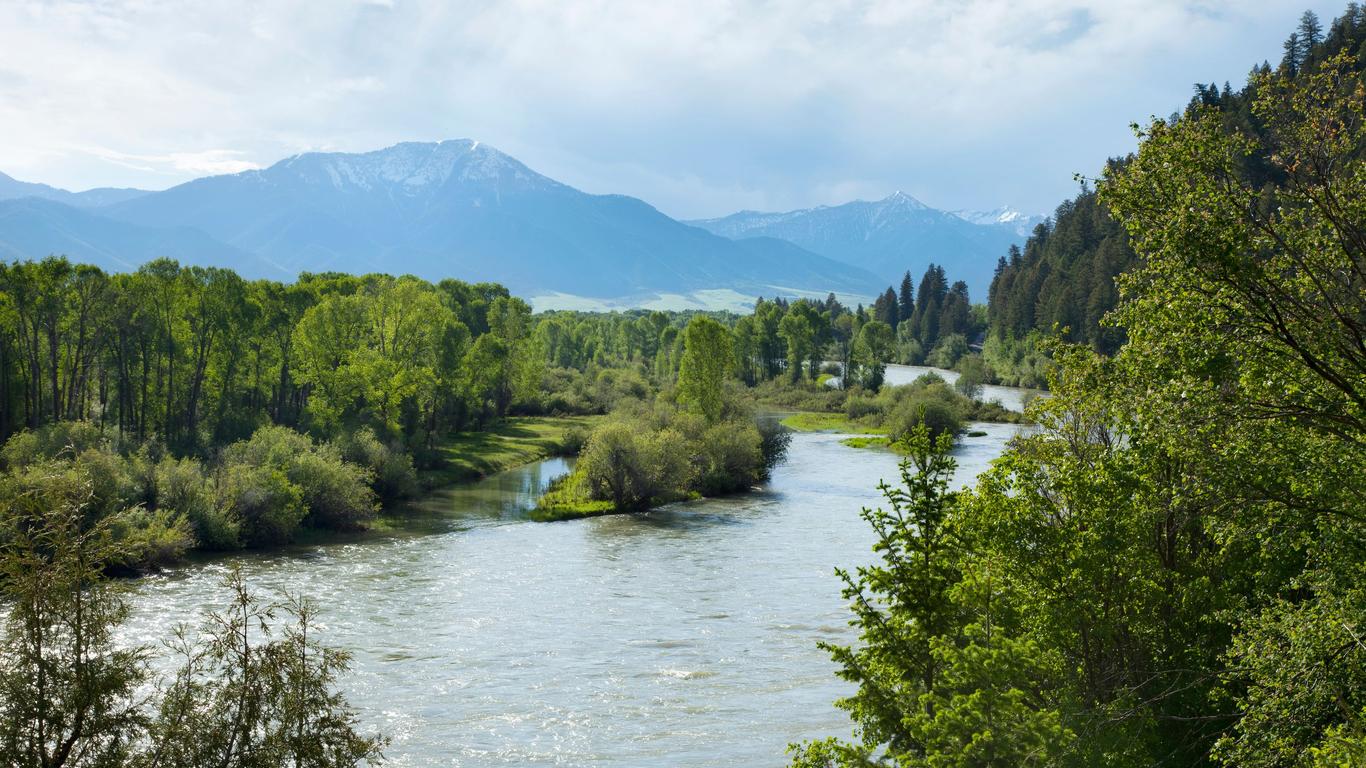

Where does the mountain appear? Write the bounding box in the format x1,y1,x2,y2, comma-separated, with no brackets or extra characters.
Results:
0,197,274,275
949,206,1046,237
0,171,148,208
688,192,1035,297
56,139,879,298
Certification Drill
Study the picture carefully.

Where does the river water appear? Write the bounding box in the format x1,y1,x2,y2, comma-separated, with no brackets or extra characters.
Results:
121,420,1028,766
829,363,1043,413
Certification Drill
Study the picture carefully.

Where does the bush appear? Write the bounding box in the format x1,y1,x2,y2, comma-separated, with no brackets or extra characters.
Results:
757,417,793,477
955,354,992,400
0,421,108,469
218,464,305,547
693,422,763,495
927,333,969,369
224,425,378,531
559,425,590,456
747,377,847,413
288,450,376,531
845,393,883,423
106,507,194,574
888,397,963,442
576,420,691,510
155,456,239,549
340,427,416,504
72,447,143,520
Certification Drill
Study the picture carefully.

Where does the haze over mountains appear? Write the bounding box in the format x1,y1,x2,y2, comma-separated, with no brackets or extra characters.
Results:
689,195,1042,298
0,141,1037,306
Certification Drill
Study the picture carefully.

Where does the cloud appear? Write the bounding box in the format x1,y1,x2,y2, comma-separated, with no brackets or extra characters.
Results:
0,0,1341,216
71,146,261,177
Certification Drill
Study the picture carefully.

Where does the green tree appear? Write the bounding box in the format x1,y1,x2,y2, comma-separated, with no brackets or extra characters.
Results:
142,569,385,768
0,479,148,768
677,316,732,423
791,427,1068,767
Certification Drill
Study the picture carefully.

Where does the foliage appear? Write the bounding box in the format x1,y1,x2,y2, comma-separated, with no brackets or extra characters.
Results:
954,355,990,400
0,265,533,453
927,333,968,369
143,569,386,767
802,29,1366,767
573,420,692,511
790,426,1070,767
678,316,733,423
0,485,384,768
0,481,149,767
536,393,789,516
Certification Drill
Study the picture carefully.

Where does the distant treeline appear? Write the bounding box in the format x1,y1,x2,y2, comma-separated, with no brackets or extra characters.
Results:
0,260,541,451
978,4,1366,381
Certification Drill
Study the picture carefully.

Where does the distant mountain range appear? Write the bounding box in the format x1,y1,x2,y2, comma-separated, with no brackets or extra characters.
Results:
0,141,1039,304
0,171,148,208
689,194,1043,298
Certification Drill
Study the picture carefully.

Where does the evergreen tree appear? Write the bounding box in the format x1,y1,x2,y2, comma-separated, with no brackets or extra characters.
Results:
1300,10,1324,55
898,271,915,325
1282,31,1302,74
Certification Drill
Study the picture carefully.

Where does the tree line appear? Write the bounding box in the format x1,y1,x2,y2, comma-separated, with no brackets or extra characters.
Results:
0,260,539,452
981,7,1366,387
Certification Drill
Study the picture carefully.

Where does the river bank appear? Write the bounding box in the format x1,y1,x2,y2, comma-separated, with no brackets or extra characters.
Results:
418,415,602,488
120,421,1028,767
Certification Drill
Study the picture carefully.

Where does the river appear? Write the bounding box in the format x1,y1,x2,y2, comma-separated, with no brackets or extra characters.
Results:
121,420,1029,766
829,363,1044,413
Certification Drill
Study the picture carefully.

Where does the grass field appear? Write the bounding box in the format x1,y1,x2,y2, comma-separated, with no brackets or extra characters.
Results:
419,415,603,488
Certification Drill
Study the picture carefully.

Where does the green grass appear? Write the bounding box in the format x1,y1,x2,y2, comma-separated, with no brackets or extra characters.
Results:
840,435,892,450
528,500,619,522
419,415,603,488
780,411,888,434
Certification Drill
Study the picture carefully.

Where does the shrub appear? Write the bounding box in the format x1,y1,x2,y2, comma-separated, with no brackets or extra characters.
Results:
155,456,239,549
888,397,962,442
218,464,305,547
0,421,108,469
224,425,378,532
106,507,195,574
559,425,590,456
756,417,793,477
845,393,883,423
576,420,691,510
288,450,376,531
927,333,969,369
340,427,416,504
955,354,992,400
72,447,143,520
693,422,764,495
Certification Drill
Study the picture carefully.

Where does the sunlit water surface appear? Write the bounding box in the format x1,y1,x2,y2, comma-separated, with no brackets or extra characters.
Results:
829,363,1043,413
122,421,1028,766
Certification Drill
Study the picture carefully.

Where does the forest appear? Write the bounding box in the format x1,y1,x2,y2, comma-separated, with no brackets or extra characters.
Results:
794,6,1366,766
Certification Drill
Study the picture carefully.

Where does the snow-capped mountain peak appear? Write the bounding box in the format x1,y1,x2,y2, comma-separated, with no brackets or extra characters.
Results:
950,206,1045,236
263,139,555,195
878,190,928,209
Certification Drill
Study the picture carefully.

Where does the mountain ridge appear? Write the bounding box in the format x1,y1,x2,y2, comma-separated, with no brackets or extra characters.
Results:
0,141,1034,302
687,193,1038,297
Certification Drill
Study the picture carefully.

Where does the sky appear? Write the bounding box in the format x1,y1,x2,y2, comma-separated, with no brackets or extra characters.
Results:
0,0,1345,219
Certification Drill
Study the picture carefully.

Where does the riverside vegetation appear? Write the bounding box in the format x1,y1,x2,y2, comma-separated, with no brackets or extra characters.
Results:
794,11,1366,766
3,6,1363,766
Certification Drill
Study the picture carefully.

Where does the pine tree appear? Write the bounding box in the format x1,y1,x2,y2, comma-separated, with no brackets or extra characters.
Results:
876,286,899,328
1299,10,1323,57
898,271,914,326
1282,32,1301,75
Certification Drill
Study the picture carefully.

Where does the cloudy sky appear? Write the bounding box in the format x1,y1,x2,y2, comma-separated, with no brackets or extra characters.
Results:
0,0,1341,218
